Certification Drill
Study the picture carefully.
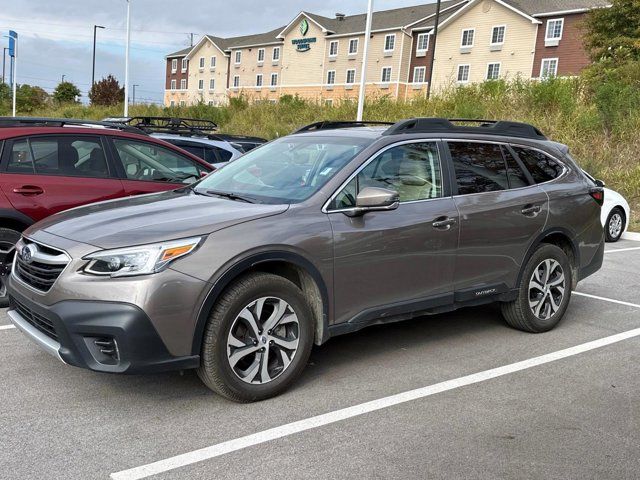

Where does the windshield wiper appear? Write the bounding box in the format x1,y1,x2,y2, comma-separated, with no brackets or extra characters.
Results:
205,190,256,203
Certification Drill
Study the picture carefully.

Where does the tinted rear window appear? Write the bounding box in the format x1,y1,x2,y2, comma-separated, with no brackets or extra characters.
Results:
449,142,509,195
512,146,563,184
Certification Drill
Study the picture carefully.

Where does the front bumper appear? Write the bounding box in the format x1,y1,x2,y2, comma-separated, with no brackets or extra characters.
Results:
7,287,199,374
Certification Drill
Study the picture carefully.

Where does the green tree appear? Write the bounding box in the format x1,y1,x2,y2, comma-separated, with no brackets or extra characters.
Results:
89,74,124,106
583,0,640,63
53,81,81,103
16,84,49,112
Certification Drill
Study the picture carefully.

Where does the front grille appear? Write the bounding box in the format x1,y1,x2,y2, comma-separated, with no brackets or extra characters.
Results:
9,295,58,341
14,239,69,293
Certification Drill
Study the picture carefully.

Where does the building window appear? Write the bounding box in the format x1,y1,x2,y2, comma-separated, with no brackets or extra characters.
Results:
346,69,356,84
329,41,339,57
180,100,186,107
348,38,358,55
546,18,564,41
327,70,336,85
541,58,559,78
457,64,470,83
233,75,240,87
381,66,392,83
413,66,426,84
486,63,501,80
170,79,176,90
416,33,430,52
325,99,333,107
181,58,188,72
257,48,265,63
171,59,177,73
170,100,175,107
256,74,263,87
272,46,280,61
270,73,278,86
199,57,205,69
180,79,187,89
491,25,506,45
211,56,216,68
198,79,204,90
235,50,242,64
384,34,396,52
461,29,475,47
208,101,214,106
209,78,215,90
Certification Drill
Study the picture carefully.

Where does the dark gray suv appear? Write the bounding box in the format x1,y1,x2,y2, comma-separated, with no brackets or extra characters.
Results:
6,118,605,402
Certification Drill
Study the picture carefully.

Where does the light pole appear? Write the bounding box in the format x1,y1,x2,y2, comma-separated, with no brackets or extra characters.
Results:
426,0,442,99
124,0,131,116
92,25,105,87
2,48,7,84
356,0,374,121
132,84,139,105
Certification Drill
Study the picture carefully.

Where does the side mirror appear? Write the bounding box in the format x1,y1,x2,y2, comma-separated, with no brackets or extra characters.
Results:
595,179,605,188
345,187,400,217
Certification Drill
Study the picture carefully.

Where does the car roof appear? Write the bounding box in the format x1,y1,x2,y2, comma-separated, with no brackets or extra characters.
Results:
151,133,238,148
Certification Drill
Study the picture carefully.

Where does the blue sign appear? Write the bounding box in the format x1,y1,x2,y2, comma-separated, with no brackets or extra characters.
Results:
8,30,17,57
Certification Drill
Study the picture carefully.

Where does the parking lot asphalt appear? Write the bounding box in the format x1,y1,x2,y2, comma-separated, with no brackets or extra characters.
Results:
1,238,639,480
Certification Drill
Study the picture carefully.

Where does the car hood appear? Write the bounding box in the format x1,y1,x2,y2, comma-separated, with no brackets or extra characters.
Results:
29,189,289,249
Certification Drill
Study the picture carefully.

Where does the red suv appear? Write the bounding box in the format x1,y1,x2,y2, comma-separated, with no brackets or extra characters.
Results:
0,118,213,305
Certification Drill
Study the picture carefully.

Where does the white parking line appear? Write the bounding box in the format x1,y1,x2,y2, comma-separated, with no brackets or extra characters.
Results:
111,326,640,480
0,324,15,331
604,247,640,254
573,291,640,309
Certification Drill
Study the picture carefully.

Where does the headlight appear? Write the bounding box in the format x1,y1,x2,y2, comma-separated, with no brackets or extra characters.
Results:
83,237,202,277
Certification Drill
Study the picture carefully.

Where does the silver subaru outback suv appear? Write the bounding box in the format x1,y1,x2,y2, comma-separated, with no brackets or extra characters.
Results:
7,118,605,402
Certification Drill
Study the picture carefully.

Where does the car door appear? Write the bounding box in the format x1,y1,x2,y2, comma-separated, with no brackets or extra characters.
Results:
108,137,210,195
0,134,125,222
447,140,548,297
327,140,459,325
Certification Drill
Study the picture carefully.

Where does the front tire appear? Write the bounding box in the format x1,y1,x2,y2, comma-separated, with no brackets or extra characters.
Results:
605,207,625,243
501,244,572,333
0,228,21,307
197,272,314,402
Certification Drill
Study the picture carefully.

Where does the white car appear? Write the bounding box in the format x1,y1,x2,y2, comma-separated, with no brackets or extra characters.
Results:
584,171,630,242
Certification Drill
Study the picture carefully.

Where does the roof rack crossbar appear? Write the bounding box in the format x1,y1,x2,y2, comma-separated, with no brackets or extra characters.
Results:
294,120,395,134
382,118,546,140
0,117,146,134
104,116,220,137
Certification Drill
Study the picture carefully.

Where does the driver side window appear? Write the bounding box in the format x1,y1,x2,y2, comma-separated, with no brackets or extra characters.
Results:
330,142,442,210
112,139,206,183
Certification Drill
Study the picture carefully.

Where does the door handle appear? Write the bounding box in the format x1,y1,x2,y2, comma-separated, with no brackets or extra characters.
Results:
432,216,457,230
13,185,44,196
521,204,542,216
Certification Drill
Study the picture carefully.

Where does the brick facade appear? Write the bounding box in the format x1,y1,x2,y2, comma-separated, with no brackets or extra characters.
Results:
532,13,592,78
165,55,189,90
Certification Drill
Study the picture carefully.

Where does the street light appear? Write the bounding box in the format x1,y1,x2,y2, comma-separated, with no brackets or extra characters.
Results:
356,0,374,121
426,0,442,99
2,48,7,84
124,0,131,116
92,25,105,87
61,74,66,83
132,84,139,105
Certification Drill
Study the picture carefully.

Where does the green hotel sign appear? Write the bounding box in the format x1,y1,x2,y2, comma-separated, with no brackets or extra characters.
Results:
293,19,316,52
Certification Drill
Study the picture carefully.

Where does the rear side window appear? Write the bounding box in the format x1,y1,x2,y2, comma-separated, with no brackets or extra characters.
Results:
512,146,563,184
503,146,529,189
7,136,109,178
214,147,233,162
449,142,508,195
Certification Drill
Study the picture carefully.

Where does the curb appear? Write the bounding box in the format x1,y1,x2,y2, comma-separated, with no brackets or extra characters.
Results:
622,231,640,242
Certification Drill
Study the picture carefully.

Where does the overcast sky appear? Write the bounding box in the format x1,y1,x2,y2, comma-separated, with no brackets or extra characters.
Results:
1,0,436,104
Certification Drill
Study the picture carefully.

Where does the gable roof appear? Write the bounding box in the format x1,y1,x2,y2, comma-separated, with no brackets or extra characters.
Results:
227,27,285,49
504,0,611,16
165,46,192,59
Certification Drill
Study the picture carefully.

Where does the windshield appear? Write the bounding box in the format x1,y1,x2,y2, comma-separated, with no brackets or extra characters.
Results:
194,136,370,204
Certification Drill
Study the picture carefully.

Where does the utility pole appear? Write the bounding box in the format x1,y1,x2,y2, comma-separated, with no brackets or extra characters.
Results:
132,84,139,105
124,0,132,116
426,0,441,99
190,33,194,46
357,0,374,121
2,48,7,84
92,25,105,87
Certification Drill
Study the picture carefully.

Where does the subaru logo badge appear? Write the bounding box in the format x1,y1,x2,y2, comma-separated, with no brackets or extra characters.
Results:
21,244,37,264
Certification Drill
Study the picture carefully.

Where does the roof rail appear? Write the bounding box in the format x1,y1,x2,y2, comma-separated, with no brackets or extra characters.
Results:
105,116,219,136
0,117,146,134
293,120,395,134
382,118,547,140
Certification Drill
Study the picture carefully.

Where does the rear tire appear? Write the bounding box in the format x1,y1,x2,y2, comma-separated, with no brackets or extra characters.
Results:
501,244,572,333
197,272,314,402
0,228,21,308
605,207,625,243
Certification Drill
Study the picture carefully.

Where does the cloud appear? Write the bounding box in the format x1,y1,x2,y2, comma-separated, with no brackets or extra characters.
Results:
1,0,434,104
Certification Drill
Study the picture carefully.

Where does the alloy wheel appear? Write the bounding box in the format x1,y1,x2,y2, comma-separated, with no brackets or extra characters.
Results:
226,297,300,384
608,213,623,240
528,259,566,321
